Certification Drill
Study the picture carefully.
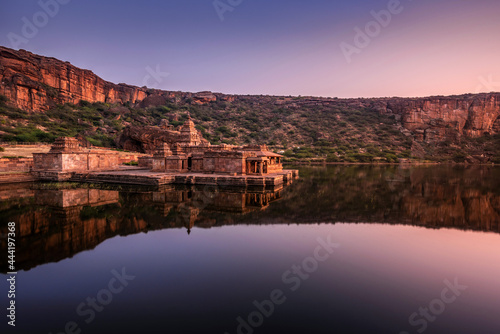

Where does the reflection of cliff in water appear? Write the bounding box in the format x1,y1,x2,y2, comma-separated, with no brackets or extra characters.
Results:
0,184,284,272
254,165,500,231
1,165,499,272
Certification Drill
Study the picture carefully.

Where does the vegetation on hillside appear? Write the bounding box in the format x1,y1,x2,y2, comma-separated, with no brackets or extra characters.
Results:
0,94,498,163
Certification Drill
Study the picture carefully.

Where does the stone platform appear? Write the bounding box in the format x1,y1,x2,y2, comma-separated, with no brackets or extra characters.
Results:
0,172,36,184
35,168,299,187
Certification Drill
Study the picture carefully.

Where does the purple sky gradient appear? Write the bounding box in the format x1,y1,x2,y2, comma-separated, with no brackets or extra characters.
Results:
1,0,499,98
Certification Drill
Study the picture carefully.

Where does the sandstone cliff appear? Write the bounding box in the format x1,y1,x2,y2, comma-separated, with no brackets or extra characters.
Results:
1,46,499,146
0,46,233,112
384,95,500,141
0,46,147,111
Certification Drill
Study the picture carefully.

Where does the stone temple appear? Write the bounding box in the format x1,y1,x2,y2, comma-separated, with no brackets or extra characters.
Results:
32,119,298,187
152,118,283,175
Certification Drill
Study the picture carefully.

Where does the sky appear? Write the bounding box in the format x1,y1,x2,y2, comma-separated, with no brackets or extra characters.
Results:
0,0,499,98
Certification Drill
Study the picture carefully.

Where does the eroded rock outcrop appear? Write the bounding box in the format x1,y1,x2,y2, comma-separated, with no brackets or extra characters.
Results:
0,46,227,111
117,126,181,153
0,47,150,111
117,120,209,153
193,91,217,104
384,94,500,141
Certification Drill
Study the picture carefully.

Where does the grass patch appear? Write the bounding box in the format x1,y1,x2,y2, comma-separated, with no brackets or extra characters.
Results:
123,161,139,166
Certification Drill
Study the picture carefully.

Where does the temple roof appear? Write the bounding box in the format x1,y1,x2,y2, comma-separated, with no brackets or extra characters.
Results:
255,151,282,157
181,118,196,131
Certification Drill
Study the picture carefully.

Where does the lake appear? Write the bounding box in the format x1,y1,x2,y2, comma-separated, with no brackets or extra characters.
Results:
1,165,500,334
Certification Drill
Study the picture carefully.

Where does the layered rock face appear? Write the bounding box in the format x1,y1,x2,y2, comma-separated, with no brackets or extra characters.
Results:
0,47,149,111
117,126,185,153
117,122,209,153
383,94,500,141
1,46,499,142
0,46,233,111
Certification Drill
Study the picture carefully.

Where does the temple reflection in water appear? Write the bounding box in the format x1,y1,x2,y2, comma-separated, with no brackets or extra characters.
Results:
0,183,284,272
1,165,500,273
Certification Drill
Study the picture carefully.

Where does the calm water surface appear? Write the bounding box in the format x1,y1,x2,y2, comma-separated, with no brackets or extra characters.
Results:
1,165,499,334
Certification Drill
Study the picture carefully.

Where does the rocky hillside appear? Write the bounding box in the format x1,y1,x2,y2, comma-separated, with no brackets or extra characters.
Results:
1,46,499,163
0,46,234,112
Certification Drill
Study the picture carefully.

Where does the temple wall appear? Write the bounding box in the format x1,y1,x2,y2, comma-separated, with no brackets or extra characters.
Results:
214,157,245,174
138,156,153,168
267,164,283,174
166,157,185,172
63,153,89,171
0,157,33,172
34,152,120,172
203,151,247,174
152,157,166,171
33,153,62,171
203,157,216,173
90,153,119,170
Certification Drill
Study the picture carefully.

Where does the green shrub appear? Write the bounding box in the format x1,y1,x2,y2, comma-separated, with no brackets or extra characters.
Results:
79,100,92,107
453,152,466,163
170,121,183,127
326,154,340,162
313,139,333,147
123,161,139,166
41,84,59,98
87,137,103,147
215,126,237,138
398,150,411,158
295,152,314,159
347,153,375,163
86,134,115,148
384,153,399,163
